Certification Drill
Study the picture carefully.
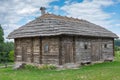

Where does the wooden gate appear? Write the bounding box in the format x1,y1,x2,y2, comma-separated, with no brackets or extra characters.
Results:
91,41,101,61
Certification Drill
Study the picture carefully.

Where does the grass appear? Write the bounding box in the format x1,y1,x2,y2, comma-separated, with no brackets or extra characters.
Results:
0,51,120,80
0,62,14,66
114,51,120,61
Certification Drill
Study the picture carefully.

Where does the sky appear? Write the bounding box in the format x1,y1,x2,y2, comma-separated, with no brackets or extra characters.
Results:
0,0,120,41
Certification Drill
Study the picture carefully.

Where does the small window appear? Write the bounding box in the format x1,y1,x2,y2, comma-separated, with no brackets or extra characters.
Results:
84,44,88,49
104,44,107,48
44,44,49,53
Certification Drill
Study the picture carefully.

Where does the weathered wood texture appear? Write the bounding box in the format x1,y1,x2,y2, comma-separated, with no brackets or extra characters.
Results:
15,38,22,62
101,39,114,61
8,14,118,39
15,36,114,65
61,36,74,64
42,37,59,65
75,37,114,63
75,37,92,63
9,12,117,67
15,37,41,63
33,37,40,63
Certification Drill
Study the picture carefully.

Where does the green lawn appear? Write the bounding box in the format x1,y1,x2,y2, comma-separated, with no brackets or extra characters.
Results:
0,51,120,80
114,51,120,61
0,62,14,66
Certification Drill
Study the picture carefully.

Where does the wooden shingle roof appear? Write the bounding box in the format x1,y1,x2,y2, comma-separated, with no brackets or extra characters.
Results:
7,13,118,39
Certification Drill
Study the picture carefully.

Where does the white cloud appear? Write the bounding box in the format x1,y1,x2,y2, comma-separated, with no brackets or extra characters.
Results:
53,6,59,11
0,0,57,41
3,24,21,41
117,34,120,39
115,24,120,27
61,0,115,28
17,7,38,15
0,0,57,24
1,0,120,41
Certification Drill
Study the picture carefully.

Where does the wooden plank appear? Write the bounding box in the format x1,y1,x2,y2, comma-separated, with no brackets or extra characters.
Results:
113,38,115,56
91,41,100,61
14,39,17,61
39,37,42,64
62,36,74,63
73,36,76,63
22,45,27,62
42,55,58,59
59,36,62,65
31,38,34,62
21,38,29,62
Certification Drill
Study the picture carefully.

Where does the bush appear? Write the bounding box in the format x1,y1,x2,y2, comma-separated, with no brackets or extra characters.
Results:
38,64,57,70
24,64,57,70
8,50,14,62
24,64,38,70
115,46,120,51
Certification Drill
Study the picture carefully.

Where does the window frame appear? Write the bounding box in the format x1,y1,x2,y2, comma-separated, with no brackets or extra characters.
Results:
104,44,107,48
44,43,49,53
84,44,88,50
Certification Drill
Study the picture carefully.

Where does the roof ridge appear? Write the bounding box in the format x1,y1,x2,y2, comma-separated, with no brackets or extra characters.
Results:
40,13,87,23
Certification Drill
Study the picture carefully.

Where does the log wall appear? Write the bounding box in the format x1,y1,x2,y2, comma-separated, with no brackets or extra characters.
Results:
101,39,114,61
15,37,41,63
42,37,59,65
75,37,114,63
75,37,92,63
14,36,114,65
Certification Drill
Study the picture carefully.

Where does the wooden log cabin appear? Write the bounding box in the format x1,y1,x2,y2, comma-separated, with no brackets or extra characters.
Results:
7,7,118,66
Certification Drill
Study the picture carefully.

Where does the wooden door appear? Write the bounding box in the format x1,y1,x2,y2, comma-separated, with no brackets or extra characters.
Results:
91,42,101,61
22,44,27,62
61,37,74,64
64,43,73,63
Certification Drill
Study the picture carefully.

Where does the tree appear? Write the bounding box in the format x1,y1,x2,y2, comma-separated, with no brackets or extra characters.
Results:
0,25,14,64
2,42,14,62
0,24,4,63
115,39,120,47
0,24,4,43
4,42,14,62
3,42,14,54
